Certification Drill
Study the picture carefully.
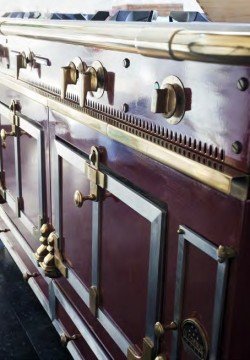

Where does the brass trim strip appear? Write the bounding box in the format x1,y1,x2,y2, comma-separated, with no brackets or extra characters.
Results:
0,72,248,201
0,19,249,65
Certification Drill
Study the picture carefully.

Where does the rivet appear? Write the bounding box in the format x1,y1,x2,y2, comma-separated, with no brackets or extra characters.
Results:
123,58,130,68
232,141,242,154
122,103,129,113
237,77,249,91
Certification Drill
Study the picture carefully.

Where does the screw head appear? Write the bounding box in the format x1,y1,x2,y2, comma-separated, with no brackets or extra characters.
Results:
122,103,129,113
154,81,160,90
232,141,242,154
123,58,130,68
237,77,249,91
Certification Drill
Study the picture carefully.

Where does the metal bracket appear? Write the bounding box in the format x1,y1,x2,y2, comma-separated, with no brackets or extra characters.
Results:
127,337,154,360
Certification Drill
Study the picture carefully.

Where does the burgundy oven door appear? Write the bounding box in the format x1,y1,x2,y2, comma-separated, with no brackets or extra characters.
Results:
170,226,232,360
50,136,167,358
0,100,48,251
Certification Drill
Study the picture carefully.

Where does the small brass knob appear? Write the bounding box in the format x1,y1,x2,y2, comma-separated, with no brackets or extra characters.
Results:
60,333,80,347
74,190,96,208
154,321,178,338
23,272,39,282
0,128,14,141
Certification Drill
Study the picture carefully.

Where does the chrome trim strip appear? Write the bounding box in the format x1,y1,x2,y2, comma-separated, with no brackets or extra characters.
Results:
0,19,249,64
98,308,131,355
5,190,16,212
106,175,161,222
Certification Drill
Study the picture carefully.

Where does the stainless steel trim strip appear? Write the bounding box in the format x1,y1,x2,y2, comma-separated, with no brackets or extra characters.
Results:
52,320,84,360
106,175,161,222
0,19,249,64
0,229,50,314
171,225,230,360
5,190,16,212
98,308,131,355
53,282,110,360
0,205,50,283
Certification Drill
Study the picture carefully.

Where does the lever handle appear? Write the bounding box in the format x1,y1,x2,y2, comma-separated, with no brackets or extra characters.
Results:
33,55,51,67
60,63,78,99
11,51,27,79
79,71,92,107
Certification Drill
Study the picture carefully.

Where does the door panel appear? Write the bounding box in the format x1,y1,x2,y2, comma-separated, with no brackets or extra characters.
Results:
0,101,48,250
171,226,232,360
51,137,167,358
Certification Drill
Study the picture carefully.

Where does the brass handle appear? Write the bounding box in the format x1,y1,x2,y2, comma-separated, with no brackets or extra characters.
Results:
1,128,15,141
23,272,39,282
154,321,178,338
60,333,81,347
1,127,27,149
79,66,98,107
1,128,15,148
60,62,78,99
74,190,96,208
151,84,177,118
11,51,28,79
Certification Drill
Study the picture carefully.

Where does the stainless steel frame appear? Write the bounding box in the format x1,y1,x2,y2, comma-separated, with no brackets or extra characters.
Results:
54,137,167,355
171,226,231,360
0,102,48,236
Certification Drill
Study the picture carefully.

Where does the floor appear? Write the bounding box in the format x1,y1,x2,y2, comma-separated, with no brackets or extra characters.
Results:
0,243,72,360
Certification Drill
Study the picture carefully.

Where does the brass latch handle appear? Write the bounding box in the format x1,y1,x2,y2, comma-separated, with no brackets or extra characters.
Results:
154,321,178,338
74,190,96,208
60,333,81,347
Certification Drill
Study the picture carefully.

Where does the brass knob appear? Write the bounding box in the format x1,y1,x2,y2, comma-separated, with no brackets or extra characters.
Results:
60,333,80,347
74,190,96,208
151,75,186,125
151,84,177,118
154,321,178,338
23,272,39,282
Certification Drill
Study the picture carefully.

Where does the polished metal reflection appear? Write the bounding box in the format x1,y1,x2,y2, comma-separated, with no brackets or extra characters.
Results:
0,19,249,64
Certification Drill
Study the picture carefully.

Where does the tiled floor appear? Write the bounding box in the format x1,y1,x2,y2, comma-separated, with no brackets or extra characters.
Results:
0,243,72,360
